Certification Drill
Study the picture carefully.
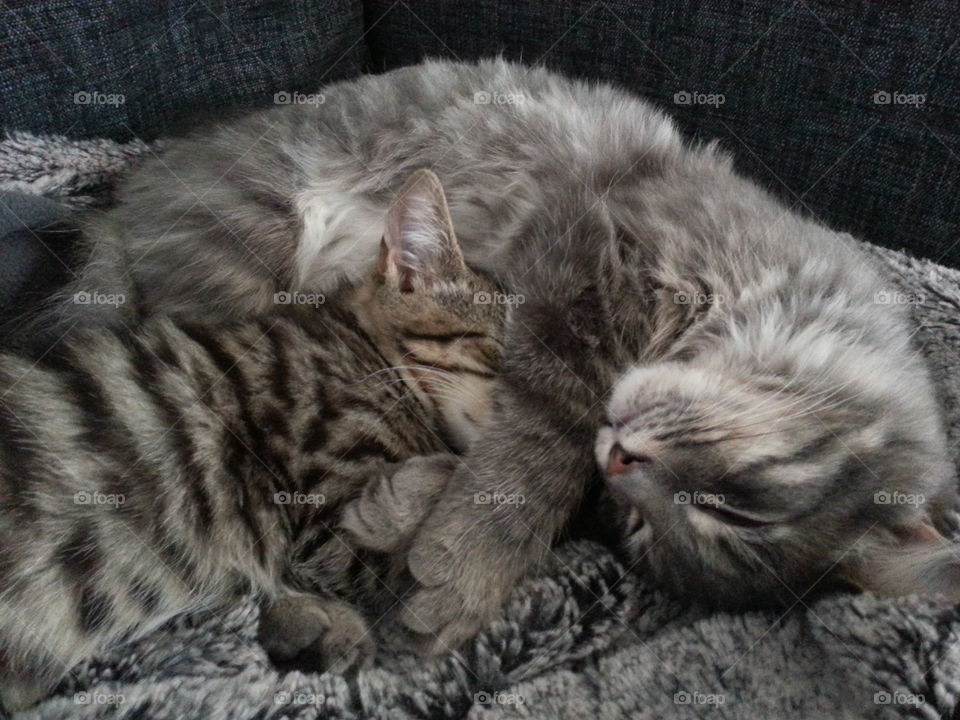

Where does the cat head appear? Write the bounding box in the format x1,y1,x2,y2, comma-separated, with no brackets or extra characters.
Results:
596,358,959,609
356,169,505,452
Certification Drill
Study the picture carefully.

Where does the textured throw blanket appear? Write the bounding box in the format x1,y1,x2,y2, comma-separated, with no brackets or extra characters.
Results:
1,130,959,720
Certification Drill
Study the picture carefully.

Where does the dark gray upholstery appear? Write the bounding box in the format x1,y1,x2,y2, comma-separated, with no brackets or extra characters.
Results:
0,0,368,141
1,0,956,265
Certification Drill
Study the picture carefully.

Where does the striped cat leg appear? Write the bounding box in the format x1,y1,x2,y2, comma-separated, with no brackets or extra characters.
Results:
258,456,460,673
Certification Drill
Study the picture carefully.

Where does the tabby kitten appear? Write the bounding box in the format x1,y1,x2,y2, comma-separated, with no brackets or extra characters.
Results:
0,170,504,711
53,59,956,648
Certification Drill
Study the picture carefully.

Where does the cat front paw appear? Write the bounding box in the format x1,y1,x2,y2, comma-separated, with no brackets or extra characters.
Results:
258,594,375,675
341,453,460,553
399,498,526,654
0,676,48,715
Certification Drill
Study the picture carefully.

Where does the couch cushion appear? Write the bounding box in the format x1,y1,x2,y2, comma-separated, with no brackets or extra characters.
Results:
363,0,960,267
0,0,368,141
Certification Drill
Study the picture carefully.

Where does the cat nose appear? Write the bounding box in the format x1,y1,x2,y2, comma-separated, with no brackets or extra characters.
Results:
606,443,632,475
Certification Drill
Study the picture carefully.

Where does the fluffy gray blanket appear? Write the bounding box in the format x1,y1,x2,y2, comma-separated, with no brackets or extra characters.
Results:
2,130,959,720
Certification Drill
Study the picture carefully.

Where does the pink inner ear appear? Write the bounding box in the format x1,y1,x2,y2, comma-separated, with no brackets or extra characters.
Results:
894,521,945,547
379,169,462,291
398,267,417,293
376,234,419,292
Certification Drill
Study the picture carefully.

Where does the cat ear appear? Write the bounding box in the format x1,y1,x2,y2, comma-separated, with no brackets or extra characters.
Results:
378,169,466,292
839,518,960,601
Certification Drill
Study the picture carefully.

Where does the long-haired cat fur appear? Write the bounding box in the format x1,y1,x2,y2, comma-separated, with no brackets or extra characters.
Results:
45,59,958,649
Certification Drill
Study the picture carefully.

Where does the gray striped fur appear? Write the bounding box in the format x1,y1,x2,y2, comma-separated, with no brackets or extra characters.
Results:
0,170,503,710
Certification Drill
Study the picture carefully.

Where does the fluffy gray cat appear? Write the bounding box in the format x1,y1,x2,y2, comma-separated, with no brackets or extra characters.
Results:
56,59,957,651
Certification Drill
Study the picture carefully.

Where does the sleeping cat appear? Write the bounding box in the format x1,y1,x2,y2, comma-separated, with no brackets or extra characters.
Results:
0,170,504,711
51,59,957,649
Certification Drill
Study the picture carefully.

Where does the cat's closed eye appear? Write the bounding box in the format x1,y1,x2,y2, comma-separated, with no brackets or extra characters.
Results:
694,502,771,529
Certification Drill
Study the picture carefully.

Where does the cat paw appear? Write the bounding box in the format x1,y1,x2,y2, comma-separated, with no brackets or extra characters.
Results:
0,676,48,714
399,503,523,654
258,594,375,674
341,453,460,553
